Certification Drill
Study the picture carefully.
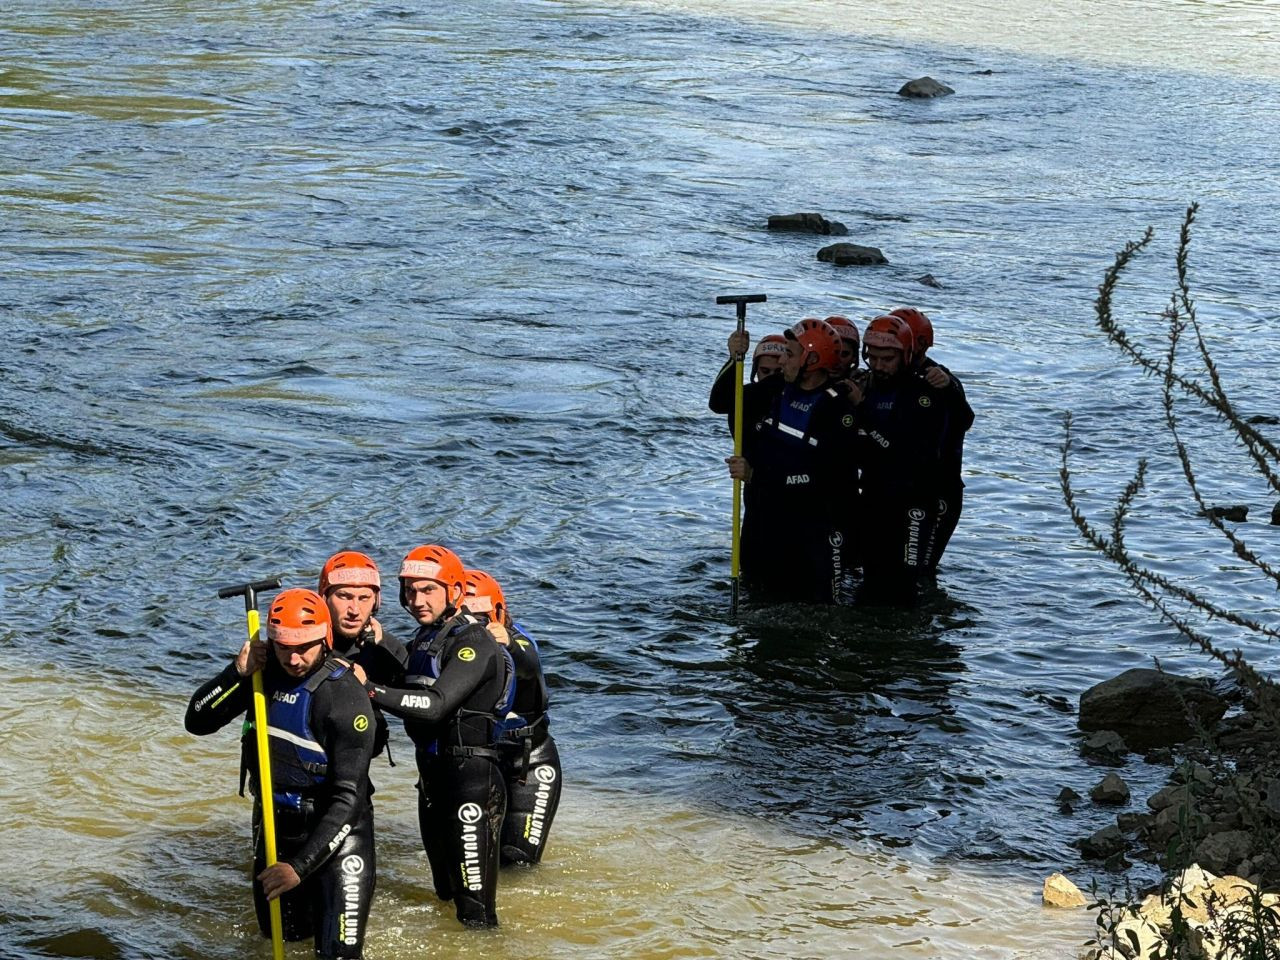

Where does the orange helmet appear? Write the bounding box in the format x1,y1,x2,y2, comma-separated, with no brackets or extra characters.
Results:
318,551,381,612
889,307,933,358
751,333,788,361
824,315,861,367
463,569,507,624
398,544,466,608
266,588,333,649
862,315,915,366
783,317,842,374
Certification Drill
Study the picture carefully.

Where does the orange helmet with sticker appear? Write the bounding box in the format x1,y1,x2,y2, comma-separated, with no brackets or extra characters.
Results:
318,551,381,612
862,314,915,366
267,588,333,649
783,317,842,373
823,315,860,368
751,333,788,361
463,569,507,625
889,307,933,358
398,544,466,608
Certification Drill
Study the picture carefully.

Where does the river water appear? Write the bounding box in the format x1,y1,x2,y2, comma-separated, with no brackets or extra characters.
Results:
3,1,1280,957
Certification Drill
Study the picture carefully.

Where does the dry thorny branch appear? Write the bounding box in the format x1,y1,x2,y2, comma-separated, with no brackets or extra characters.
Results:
1059,202,1279,706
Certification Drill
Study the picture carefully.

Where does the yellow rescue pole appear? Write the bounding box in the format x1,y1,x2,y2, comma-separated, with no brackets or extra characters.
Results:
218,577,284,960
716,293,766,614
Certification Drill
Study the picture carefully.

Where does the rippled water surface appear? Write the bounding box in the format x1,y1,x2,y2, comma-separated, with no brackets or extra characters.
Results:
3,1,1280,957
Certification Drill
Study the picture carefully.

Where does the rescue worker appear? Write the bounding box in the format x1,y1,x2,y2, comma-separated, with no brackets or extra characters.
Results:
462,569,562,866
710,316,858,603
853,315,950,606
185,588,378,959
363,545,513,928
318,550,409,761
823,315,861,380
889,307,975,576
709,332,789,435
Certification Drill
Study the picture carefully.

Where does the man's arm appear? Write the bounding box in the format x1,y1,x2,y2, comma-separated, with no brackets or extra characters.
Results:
184,661,253,736
368,626,498,724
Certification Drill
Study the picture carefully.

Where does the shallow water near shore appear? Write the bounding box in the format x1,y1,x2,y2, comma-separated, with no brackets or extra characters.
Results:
3,0,1280,957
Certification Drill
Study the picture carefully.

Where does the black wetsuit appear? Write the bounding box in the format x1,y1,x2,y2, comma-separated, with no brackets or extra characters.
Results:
854,367,950,606
918,358,974,574
710,370,859,603
185,655,377,959
367,611,511,928
334,625,408,762
497,623,561,865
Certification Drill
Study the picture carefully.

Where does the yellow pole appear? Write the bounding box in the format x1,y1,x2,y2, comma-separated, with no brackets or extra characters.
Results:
246,605,286,960
730,350,745,613
220,577,284,960
715,292,766,615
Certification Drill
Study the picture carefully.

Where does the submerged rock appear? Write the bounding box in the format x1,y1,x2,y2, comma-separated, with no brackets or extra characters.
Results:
1205,504,1248,522
1079,668,1228,748
898,76,955,98
916,273,943,288
816,242,888,266
767,212,848,235
1272,500,1280,525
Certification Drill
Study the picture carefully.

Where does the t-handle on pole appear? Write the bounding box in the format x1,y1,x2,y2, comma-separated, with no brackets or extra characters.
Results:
715,293,767,614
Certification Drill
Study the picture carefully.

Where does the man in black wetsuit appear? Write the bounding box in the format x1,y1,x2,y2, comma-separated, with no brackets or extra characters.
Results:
462,569,561,866
318,550,408,760
889,307,975,576
854,315,951,606
363,544,513,928
185,588,377,959
709,316,858,603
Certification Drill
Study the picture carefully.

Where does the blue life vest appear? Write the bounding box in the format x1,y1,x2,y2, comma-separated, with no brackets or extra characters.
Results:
496,623,546,740
265,660,350,811
760,384,829,452
404,614,515,753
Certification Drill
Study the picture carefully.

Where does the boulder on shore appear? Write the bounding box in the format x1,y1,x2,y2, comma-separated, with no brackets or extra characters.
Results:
816,243,888,266
767,213,848,235
1079,668,1228,748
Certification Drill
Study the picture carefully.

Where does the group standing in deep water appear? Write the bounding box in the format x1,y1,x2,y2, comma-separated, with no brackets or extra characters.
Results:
710,306,974,606
185,547,561,957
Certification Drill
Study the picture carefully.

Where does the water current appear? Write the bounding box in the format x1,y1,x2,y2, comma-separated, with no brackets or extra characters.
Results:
3,1,1280,957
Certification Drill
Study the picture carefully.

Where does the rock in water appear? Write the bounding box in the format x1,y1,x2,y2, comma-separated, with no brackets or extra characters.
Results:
767,213,849,235
1079,824,1127,860
898,76,955,98
1205,504,1248,522
1091,772,1131,805
816,243,888,266
1043,872,1087,908
1078,668,1227,748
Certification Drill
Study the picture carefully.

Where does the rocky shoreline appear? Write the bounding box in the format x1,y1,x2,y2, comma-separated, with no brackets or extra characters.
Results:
1041,668,1280,958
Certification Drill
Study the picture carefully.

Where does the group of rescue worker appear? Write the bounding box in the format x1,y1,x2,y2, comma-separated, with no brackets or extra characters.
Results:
185,546,561,957
710,307,974,606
